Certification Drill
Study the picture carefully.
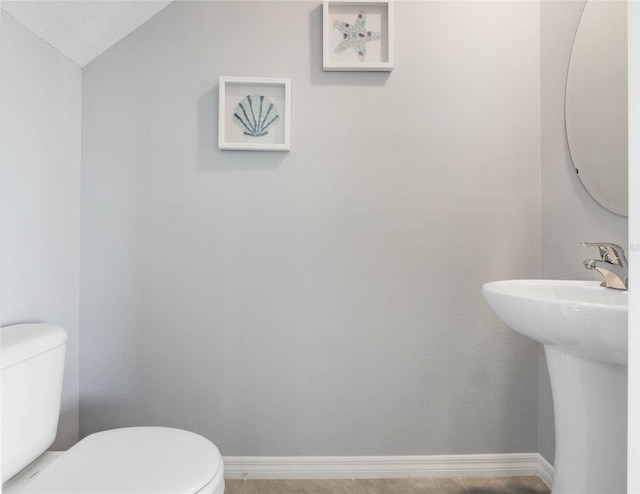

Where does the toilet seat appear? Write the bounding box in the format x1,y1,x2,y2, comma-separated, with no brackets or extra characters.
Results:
10,427,223,494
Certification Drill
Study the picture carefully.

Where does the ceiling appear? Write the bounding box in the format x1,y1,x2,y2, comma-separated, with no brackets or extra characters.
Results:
1,0,173,67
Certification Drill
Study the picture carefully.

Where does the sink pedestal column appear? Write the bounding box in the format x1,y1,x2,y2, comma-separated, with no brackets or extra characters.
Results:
545,346,627,494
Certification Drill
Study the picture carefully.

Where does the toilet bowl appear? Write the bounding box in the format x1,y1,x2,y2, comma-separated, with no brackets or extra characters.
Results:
3,427,225,494
1,324,225,494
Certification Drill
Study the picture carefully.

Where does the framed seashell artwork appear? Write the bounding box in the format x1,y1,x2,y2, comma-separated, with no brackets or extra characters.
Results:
323,0,393,71
219,77,291,151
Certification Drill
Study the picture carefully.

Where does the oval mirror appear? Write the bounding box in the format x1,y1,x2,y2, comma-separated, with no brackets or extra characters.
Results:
565,0,628,217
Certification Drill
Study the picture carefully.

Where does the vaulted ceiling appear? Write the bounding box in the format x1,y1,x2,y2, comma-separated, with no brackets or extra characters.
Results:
1,1,173,67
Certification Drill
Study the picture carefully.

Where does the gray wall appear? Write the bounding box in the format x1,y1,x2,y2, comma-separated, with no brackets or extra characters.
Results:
80,1,541,456
539,0,629,463
0,12,82,449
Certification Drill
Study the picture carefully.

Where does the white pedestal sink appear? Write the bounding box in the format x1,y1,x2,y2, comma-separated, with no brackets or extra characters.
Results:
482,280,627,494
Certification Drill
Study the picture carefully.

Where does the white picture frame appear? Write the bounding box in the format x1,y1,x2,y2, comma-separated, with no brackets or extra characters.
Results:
323,0,394,72
219,77,291,151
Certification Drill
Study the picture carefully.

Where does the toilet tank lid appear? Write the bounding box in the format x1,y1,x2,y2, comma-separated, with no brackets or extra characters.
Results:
1,324,68,370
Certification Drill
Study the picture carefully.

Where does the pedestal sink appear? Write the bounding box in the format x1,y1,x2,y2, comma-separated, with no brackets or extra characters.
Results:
482,280,627,494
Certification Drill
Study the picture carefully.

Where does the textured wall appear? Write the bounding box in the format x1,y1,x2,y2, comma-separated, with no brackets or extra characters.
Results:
80,1,541,456
0,13,82,449
539,0,629,464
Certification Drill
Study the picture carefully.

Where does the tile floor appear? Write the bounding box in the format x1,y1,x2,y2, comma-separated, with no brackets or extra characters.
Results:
223,476,550,494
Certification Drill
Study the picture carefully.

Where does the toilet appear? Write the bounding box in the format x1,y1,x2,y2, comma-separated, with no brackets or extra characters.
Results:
1,323,225,494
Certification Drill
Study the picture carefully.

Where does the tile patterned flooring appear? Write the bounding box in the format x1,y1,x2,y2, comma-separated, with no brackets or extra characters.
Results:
224,476,550,494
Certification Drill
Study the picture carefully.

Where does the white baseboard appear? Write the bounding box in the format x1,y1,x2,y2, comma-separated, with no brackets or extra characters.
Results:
536,455,554,488
223,453,554,485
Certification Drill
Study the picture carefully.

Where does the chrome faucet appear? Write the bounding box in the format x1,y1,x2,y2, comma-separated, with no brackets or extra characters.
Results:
581,242,628,290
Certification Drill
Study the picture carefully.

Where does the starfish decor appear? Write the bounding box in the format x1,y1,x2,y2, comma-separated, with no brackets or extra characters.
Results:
332,11,382,62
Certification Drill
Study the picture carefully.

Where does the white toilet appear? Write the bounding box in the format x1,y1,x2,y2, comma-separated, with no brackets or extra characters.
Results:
1,323,225,494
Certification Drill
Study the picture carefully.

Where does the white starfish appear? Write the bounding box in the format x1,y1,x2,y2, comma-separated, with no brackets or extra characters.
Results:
333,11,382,62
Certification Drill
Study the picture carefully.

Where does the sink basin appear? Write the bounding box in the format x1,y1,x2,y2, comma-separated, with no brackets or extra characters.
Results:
483,279,627,365
483,279,628,494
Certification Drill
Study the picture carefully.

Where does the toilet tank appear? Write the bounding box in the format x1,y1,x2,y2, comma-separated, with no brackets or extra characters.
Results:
1,324,68,483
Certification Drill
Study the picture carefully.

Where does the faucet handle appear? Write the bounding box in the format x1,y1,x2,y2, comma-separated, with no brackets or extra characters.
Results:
581,242,627,267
